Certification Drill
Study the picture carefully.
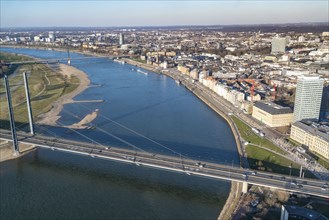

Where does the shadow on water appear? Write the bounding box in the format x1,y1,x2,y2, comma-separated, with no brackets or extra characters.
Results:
100,97,183,125
31,123,240,165
0,119,239,166
21,149,226,205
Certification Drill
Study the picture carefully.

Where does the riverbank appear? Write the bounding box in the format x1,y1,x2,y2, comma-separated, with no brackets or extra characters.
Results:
123,58,245,220
0,140,37,163
37,64,90,125
1,52,92,161
1,45,114,59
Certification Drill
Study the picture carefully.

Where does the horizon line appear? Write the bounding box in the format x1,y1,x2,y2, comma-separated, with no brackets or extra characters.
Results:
1,21,328,30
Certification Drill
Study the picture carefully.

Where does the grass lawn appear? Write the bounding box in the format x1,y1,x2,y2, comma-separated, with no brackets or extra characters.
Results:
287,138,300,147
287,138,329,170
317,157,329,170
312,152,329,170
0,51,31,62
231,115,316,178
0,54,79,129
132,58,147,64
231,115,286,155
246,145,315,178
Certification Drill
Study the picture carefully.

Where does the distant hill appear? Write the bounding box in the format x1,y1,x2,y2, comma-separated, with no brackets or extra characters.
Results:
1,22,328,33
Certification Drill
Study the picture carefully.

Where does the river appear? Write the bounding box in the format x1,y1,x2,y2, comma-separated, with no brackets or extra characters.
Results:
0,47,239,220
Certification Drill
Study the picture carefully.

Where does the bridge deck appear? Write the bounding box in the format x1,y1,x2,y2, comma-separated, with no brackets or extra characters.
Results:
1,129,328,199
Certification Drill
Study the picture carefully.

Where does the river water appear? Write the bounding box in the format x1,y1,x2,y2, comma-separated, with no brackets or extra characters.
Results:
0,47,239,220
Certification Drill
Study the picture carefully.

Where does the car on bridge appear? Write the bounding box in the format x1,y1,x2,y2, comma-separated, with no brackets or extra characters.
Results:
195,162,206,168
245,171,257,176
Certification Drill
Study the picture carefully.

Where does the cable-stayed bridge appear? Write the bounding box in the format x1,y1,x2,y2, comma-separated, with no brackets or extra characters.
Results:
1,52,328,200
0,129,328,199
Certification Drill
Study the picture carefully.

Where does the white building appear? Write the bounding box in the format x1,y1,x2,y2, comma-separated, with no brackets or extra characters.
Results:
293,75,324,122
34,36,40,42
49,32,55,42
271,37,286,54
290,121,329,160
298,36,305,43
119,33,124,45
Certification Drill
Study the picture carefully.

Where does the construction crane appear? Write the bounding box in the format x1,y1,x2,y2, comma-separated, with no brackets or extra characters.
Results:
272,83,277,101
229,78,257,103
268,79,277,101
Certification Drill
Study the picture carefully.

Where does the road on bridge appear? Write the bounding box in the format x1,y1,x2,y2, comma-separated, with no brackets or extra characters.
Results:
1,129,328,199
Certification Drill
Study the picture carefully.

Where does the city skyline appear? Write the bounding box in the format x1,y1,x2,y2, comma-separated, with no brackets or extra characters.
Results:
1,1,329,218
1,0,328,28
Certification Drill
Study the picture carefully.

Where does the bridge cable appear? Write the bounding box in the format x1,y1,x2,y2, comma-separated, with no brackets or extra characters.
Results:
13,110,192,167
60,108,162,157
73,102,192,160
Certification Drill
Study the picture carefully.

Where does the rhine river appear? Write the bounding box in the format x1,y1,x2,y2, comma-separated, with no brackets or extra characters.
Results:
0,47,239,220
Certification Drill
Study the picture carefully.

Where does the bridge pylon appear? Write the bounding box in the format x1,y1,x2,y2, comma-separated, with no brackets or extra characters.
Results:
23,72,34,135
242,181,249,193
67,47,71,65
3,75,19,155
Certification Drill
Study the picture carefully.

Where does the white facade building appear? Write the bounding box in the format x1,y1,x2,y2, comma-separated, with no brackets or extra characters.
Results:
271,37,286,54
293,75,324,122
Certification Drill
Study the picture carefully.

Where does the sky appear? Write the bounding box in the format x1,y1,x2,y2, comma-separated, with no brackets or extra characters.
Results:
1,0,328,28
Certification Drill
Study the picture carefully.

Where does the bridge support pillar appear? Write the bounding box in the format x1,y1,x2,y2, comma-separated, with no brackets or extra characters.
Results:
23,72,34,135
67,48,71,65
242,181,249,193
4,75,19,155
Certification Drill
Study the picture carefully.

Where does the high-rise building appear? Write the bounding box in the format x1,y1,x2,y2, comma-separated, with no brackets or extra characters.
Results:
49,32,55,42
320,85,329,121
293,75,324,122
119,33,124,45
298,36,305,43
271,37,286,54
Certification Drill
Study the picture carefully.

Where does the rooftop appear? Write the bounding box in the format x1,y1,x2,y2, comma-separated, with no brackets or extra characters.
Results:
298,75,322,80
293,120,329,142
284,205,329,220
254,101,293,115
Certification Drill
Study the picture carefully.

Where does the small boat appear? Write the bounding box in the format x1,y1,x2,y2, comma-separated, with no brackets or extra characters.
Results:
114,59,125,64
137,69,148,76
175,80,181,85
185,171,191,175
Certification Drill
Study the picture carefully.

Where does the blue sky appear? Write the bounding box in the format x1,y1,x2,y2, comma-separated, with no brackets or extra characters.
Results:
1,1,328,27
